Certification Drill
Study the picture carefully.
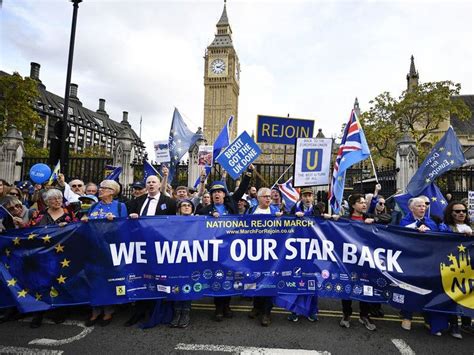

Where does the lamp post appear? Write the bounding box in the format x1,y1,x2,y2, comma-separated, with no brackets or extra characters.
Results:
60,0,82,176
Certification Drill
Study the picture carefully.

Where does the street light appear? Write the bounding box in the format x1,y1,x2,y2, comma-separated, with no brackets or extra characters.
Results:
59,0,82,176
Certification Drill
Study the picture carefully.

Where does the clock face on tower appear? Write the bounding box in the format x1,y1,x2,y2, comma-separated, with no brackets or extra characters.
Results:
211,58,226,74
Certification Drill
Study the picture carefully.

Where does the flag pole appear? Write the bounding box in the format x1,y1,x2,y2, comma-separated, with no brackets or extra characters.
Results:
271,163,294,189
0,205,15,219
369,155,379,183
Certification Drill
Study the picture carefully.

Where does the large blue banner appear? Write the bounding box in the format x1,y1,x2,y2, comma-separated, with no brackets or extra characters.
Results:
1,216,473,318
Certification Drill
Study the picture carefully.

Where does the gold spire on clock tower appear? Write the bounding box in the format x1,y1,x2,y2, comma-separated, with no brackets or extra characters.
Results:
203,0,240,144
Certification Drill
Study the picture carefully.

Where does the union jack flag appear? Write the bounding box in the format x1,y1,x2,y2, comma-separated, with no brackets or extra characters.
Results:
277,177,300,212
329,110,371,213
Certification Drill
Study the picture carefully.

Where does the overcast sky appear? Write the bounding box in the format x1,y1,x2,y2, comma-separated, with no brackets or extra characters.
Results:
1,0,472,158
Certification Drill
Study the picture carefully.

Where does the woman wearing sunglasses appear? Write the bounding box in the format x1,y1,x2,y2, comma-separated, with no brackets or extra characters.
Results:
0,195,32,229
442,201,473,339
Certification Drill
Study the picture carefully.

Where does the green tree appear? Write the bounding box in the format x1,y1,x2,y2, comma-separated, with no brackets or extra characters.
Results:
360,81,470,163
0,72,43,137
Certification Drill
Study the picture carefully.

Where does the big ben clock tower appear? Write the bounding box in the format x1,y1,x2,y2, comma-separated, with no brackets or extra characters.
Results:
203,1,240,144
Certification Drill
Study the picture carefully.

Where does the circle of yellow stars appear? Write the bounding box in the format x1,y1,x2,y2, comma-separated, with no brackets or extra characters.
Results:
3,229,72,301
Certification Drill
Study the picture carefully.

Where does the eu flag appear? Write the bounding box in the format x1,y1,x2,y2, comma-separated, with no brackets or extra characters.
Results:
329,110,371,213
143,160,160,183
168,108,200,181
394,183,448,219
406,127,466,196
105,166,122,181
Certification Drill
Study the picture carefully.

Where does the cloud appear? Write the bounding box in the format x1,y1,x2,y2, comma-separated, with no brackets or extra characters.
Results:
1,0,472,159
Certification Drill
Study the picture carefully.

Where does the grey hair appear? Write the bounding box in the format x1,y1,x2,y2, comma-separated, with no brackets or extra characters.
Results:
257,187,271,197
408,197,425,209
43,188,63,202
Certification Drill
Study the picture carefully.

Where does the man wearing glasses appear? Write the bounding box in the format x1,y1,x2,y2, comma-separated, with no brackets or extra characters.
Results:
247,187,282,326
69,179,85,196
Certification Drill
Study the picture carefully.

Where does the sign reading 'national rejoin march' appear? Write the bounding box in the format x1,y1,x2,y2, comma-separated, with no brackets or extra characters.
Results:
256,115,315,145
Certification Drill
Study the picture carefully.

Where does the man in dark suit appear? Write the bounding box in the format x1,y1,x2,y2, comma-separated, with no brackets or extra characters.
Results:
124,175,176,327
127,175,176,217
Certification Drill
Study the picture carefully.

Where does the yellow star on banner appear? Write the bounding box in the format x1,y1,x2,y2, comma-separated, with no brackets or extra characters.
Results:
54,244,65,253
450,160,454,164
35,292,42,301
425,178,430,183
439,147,445,151
50,286,59,298
60,258,71,268
28,233,38,240
431,197,437,202
458,244,466,253
57,275,67,284
7,278,17,287
17,289,27,298
448,254,457,263
447,151,452,156
42,235,52,244
440,200,447,205
12,237,20,246
5,249,11,257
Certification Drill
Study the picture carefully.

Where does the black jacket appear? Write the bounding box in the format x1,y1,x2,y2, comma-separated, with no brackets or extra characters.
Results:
290,201,322,216
127,193,176,216
196,172,252,216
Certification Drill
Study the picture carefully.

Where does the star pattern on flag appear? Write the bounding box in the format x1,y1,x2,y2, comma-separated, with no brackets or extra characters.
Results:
5,249,11,257
28,233,38,240
50,286,59,298
450,160,454,164
440,199,447,205
12,237,20,246
60,258,71,268
425,178,430,183
439,147,445,151
42,235,52,244
448,253,457,263
7,278,17,287
35,292,42,301
57,275,67,284
431,197,437,202
458,244,466,253
54,244,65,253
17,289,27,298
447,151,452,156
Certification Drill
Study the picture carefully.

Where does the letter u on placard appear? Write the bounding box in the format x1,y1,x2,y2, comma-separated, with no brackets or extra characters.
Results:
305,150,319,171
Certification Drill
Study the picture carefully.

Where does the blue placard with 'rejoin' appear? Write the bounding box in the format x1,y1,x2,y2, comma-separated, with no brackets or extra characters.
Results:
257,115,314,144
216,131,262,179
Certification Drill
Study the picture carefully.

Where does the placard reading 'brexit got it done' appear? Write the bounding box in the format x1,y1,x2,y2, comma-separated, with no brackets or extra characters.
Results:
216,131,262,179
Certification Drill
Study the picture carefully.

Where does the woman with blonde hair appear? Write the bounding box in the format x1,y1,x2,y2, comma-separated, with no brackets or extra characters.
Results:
83,179,127,326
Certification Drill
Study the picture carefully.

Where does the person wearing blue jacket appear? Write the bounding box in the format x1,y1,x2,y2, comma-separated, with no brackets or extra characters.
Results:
247,187,282,326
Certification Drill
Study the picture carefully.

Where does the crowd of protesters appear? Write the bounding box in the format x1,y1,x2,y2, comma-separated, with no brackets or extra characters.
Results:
0,167,472,339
